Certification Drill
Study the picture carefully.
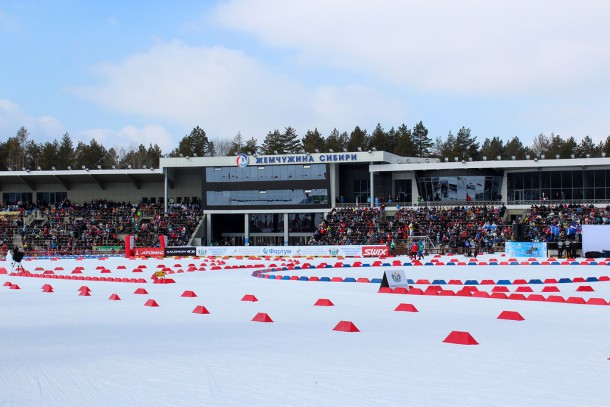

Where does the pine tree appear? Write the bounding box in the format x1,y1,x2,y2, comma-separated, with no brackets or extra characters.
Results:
243,137,258,155
58,133,75,170
38,140,60,170
280,126,302,153
228,132,245,156
503,136,528,159
261,129,283,154
325,128,348,152
347,126,369,151
455,127,479,160
302,128,325,153
369,123,389,152
171,126,214,157
480,137,504,160
412,121,432,157
393,124,416,156
575,136,598,158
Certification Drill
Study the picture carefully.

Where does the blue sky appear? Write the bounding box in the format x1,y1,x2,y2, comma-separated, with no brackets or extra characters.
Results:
1,0,610,153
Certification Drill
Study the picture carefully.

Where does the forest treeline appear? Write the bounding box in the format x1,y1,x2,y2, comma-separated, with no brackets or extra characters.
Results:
1,123,609,171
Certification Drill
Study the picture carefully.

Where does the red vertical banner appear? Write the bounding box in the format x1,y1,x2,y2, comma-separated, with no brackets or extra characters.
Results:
159,235,168,249
125,234,134,257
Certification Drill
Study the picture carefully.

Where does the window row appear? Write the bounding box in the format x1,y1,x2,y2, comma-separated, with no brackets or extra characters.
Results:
510,188,610,201
206,189,329,206
508,170,610,190
206,164,327,183
417,176,502,202
249,213,324,233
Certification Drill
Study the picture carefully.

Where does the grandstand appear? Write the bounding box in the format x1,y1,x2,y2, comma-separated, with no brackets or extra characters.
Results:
1,150,609,255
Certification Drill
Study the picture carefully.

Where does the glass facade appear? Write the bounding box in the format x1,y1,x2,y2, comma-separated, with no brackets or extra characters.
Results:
206,164,327,183
288,213,324,233
3,192,33,205
394,179,413,203
206,189,329,206
507,170,610,201
36,192,68,205
417,175,502,202
352,179,370,203
204,163,329,208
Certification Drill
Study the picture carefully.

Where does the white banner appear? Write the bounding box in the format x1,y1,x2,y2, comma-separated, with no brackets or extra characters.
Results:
384,269,409,289
194,245,387,257
582,225,610,255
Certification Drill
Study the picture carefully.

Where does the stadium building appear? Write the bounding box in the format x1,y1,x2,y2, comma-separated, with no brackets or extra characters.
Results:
2,151,610,246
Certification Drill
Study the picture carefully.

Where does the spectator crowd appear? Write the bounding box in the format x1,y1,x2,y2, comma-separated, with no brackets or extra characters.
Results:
0,199,203,256
2,198,610,258
309,203,610,257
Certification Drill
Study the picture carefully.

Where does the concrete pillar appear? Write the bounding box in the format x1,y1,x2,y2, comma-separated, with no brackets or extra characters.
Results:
163,168,169,213
206,215,212,246
284,213,289,246
244,213,250,246
370,171,375,207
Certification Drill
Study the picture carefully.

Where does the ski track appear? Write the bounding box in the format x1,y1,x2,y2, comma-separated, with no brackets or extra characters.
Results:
1,255,609,406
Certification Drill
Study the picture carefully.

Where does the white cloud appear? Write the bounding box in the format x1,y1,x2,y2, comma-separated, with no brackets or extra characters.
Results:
523,101,610,144
80,124,175,152
67,1,610,147
313,85,406,135
214,0,610,96
70,40,406,141
0,99,65,141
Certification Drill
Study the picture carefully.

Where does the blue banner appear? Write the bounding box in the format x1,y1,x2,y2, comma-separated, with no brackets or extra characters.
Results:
505,241,547,258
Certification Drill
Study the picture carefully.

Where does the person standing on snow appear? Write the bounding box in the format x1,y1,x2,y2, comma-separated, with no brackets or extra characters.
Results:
6,248,13,271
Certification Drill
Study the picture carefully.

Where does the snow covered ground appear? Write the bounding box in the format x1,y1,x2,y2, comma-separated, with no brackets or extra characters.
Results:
1,254,609,407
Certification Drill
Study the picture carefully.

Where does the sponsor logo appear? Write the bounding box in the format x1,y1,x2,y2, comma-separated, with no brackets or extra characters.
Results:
165,247,196,256
391,271,402,283
328,247,339,256
134,247,165,257
196,247,207,256
362,246,389,257
262,247,293,256
236,154,249,167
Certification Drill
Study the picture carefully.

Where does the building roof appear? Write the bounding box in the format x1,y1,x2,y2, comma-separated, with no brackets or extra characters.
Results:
0,168,164,191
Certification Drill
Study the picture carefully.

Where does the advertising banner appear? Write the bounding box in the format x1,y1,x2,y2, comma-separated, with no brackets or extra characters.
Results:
194,245,387,257
362,246,389,257
582,225,610,256
382,269,410,289
92,246,122,252
504,241,547,258
134,247,165,257
165,246,197,257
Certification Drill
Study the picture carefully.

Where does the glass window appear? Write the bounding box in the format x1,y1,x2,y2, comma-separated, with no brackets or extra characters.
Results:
585,188,595,199
572,171,583,187
540,172,551,189
531,172,539,189
513,173,524,189
206,189,328,206
594,170,605,188
561,171,572,188
206,164,327,183
584,171,594,188
417,175,502,202
523,173,531,189
550,172,561,188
